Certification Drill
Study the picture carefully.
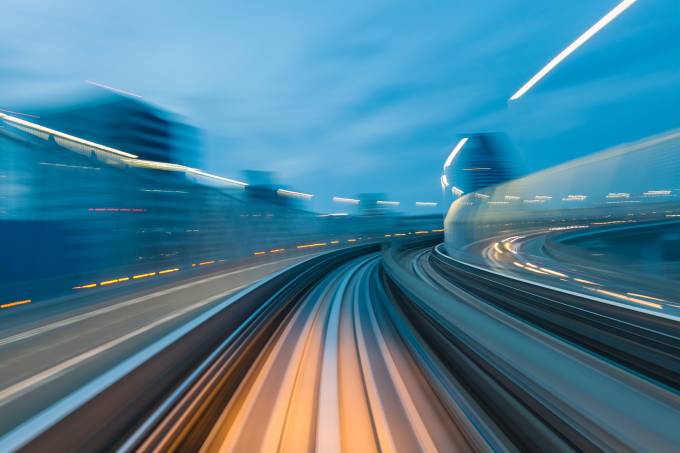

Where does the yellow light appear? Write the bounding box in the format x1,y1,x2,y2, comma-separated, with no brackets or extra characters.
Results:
539,267,569,278
574,278,600,286
595,288,662,309
270,248,285,253
254,251,267,255
296,243,327,249
199,261,215,266
159,268,180,275
431,228,445,233
132,272,156,279
330,240,340,244
627,293,666,302
347,239,357,242
73,283,97,289
510,0,637,100
524,266,550,276
100,279,122,286
1,299,31,309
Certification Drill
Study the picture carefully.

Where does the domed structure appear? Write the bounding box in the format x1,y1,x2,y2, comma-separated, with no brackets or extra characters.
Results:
441,133,520,206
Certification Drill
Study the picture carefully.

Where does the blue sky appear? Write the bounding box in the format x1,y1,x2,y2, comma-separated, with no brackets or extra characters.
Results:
2,0,679,212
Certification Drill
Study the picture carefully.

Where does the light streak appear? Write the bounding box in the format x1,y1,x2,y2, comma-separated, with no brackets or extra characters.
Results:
595,288,662,309
199,261,215,266
159,268,180,275
607,192,630,199
277,189,314,200
377,200,400,206
296,243,327,249
643,190,672,196
0,112,138,158
186,169,248,187
254,251,266,255
0,107,40,118
539,267,569,278
563,194,587,201
73,283,97,289
443,137,469,169
85,80,143,98
332,197,359,205
509,0,637,100
415,202,438,207
132,272,156,279
524,266,550,276
100,278,128,286
39,162,100,171
1,299,31,309
627,293,666,302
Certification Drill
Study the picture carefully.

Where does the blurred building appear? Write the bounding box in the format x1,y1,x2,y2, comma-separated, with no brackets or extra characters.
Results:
442,133,521,205
33,92,201,168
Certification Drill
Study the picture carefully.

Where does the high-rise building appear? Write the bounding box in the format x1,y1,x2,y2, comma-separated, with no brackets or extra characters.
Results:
34,91,201,168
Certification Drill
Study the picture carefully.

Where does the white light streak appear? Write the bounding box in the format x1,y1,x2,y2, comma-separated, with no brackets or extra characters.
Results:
415,201,438,207
377,200,400,206
0,112,138,159
277,189,314,200
444,137,469,169
0,108,40,118
643,190,672,196
607,192,630,198
332,196,360,205
509,0,637,100
85,80,143,98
